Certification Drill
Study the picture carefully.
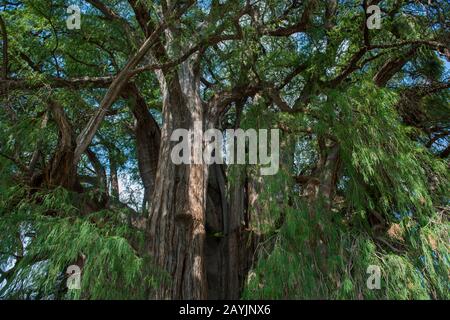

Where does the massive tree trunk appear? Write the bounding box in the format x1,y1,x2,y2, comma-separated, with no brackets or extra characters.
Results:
127,82,249,298
146,60,209,299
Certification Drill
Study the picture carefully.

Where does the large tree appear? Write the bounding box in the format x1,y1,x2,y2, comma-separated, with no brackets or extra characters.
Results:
0,0,449,299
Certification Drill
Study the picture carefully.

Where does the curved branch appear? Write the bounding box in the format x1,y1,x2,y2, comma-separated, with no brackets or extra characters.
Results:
0,14,8,79
0,76,114,96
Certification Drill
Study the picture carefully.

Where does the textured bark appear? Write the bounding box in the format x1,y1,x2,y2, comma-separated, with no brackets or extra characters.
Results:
44,99,78,190
226,170,247,299
373,47,417,87
146,60,208,299
317,143,341,210
28,111,49,174
86,148,108,192
73,13,177,165
0,14,8,79
440,145,450,159
0,76,113,97
109,155,120,199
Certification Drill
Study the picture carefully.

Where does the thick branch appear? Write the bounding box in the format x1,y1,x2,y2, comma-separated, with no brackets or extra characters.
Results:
0,14,8,79
260,0,317,36
86,148,107,191
127,0,152,36
85,0,124,21
209,84,261,119
373,47,417,87
73,3,193,165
